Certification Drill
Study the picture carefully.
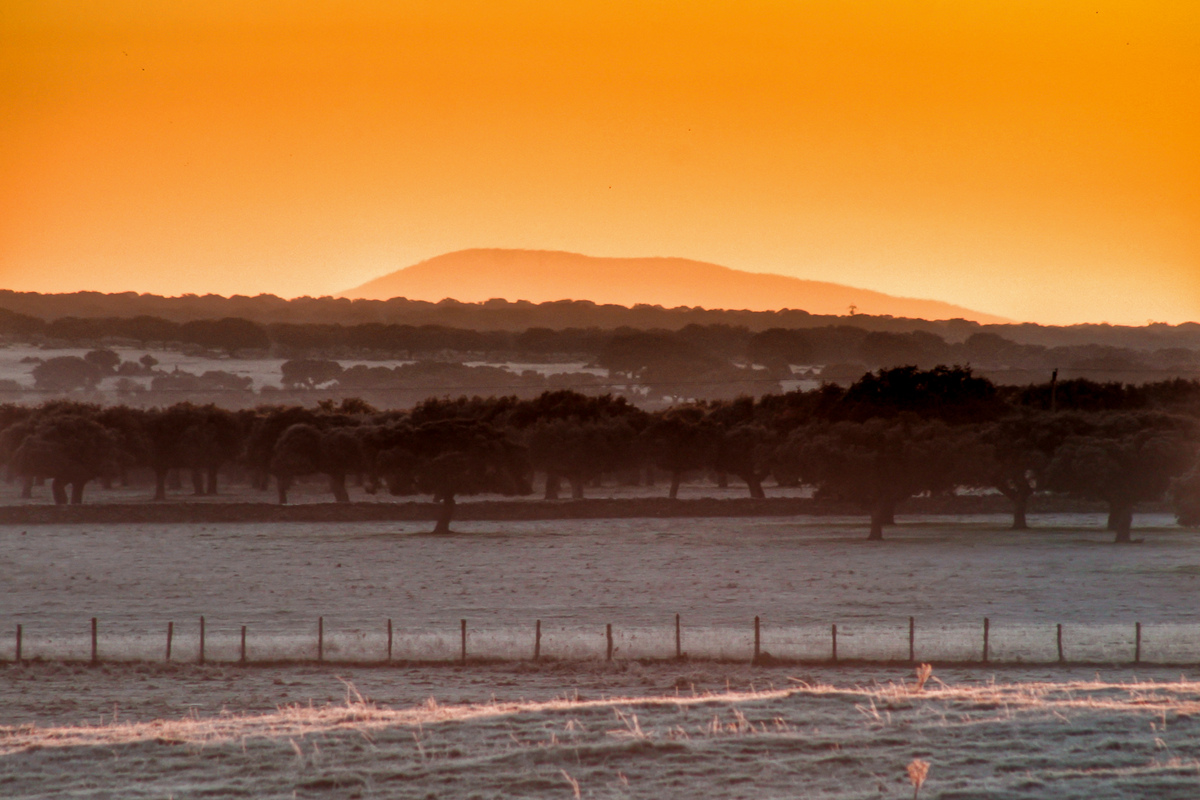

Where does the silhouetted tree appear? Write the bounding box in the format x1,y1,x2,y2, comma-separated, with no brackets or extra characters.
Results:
714,423,776,499
83,349,121,374
975,411,1076,529
833,365,1002,423
271,423,364,503
13,414,120,503
31,356,104,392
1044,412,1197,543
384,419,530,533
526,417,639,499
643,407,719,499
178,317,270,355
178,405,244,495
281,359,344,390
1172,462,1200,528
786,416,974,539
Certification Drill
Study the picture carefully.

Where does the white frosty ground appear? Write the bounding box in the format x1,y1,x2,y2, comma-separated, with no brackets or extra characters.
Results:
2,515,1197,663
3,663,1200,799
4,516,1200,796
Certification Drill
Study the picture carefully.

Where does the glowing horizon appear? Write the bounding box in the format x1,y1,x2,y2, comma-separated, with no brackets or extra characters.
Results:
3,1,1197,326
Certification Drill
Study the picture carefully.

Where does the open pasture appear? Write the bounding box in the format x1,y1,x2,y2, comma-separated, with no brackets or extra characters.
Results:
5,514,1200,797
3,513,1198,664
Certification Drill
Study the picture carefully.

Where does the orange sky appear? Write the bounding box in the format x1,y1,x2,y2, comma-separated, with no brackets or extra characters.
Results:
3,1,1197,325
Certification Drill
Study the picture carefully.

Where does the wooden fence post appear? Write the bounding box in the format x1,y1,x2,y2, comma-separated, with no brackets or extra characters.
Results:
753,616,760,662
1056,624,1063,663
675,613,681,659
909,617,915,663
460,619,467,664
318,617,324,662
198,616,205,665
240,626,247,664
982,618,990,663
1135,622,1142,664
387,619,393,663
15,624,21,665
606,623,613,661
90,617,98,666
534,619,541,661
831,623,838,663
166,621,173,663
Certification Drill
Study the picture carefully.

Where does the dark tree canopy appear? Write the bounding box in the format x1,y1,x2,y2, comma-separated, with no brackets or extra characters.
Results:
1045,412,1198,542
281,359,344,390
1172,463,1200,528
389,419,531,533
785,415,977,539
643,406,719,500
833,365,1002,423
13,413,121,504
270,422,364,503
31,356,104,392
178,318,270,355
974,411,1076,530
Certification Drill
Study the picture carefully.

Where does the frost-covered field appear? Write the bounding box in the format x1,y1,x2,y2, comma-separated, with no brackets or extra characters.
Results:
2,515,1198,664
4,516,1200,797
4,662,1200,799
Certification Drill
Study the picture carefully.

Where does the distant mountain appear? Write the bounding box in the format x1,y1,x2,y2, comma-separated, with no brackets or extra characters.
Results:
341,249,1011,324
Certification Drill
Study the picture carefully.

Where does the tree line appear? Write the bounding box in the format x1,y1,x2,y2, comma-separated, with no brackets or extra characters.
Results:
2,366,1200,540
4,310,1200,384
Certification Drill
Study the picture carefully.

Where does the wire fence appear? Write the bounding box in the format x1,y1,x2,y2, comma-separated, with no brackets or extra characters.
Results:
4,615,1196,667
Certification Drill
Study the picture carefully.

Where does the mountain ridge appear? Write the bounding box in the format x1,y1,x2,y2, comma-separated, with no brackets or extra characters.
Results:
341,248,1011,324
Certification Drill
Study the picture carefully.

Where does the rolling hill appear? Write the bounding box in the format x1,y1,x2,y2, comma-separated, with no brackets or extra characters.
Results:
341,249,1010,323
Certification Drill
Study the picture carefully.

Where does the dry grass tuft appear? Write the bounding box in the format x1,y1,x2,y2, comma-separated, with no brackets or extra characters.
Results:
907,758,930,799
913,663,933,692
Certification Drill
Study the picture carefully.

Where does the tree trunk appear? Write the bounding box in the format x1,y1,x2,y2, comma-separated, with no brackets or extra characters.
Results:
206,466,219,495
329,472,350,503
276,475,290,505
1012,492,1030,531
1111,504,1134,543
434,493,455,533
544,472,561,500
669,471,682,500
154,469,168,501
868,507,885,540
744,475,766,500
51,478,68,505
191,469,205,496
569,476,585,500
20,475,33,499
70,481,85,505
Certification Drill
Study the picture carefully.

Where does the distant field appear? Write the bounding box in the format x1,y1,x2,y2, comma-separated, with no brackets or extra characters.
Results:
3,515,1197,664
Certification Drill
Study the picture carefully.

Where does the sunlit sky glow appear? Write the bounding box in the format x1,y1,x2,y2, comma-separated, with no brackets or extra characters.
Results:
3,1,1197,325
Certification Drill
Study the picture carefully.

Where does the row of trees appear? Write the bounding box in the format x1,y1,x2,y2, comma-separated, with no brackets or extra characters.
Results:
8,309,1200,380
2,367,1200,539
